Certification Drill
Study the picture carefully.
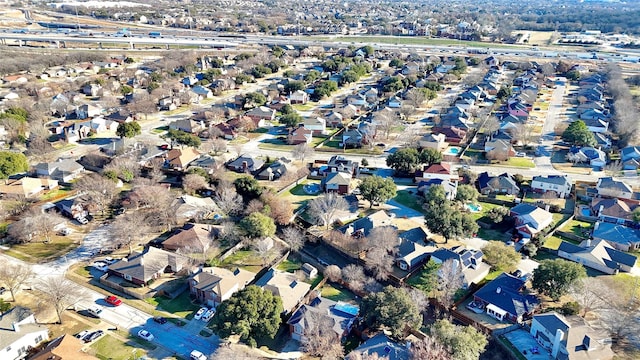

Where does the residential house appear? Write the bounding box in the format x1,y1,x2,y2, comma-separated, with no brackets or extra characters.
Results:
364,88,379,104
326,111,344,128
159,96,180,111
485,56,499,67
0,307,49,360
582,118,609,133
182,76,198,86
191,85,213,99
595,177,633,199
510,203,554,238
172,195,219,221
477,172,520,195
341,129,363,148
55,197,87,219
190,267,256,307
189,154,223,175
415,163,453,182
289,90,309,104
340,210,394,238
591,198,636,226
165,147,201,169
579,109,608,122
473,273,539,323
30,334,98,360
288,295,359,342
245,106,276,122
347,333,410,360
303,117,327,135
431,126,467,145
418,178,458,200
226,155,265,173
346,93,366,107
530,312,615,360
431,246,491,288
396,229,437,271
418,133,448,152
34,159,85,182
75,103,102,119
0,177,58,199
591,222,640,252
255,268,312,314
326,155,359,176
388,96,403,108
214,122,238,140
401,61,421,75
621,146,640,171
257,158,294,181
169,119,205,134
594,132,612,150
104,111,133,124
558,239,637,275
531,175,572,198
162,223,214,252
321,172,352,195
485,139,515,161
108,246,189,286
287,126,313,145
568,147,606,170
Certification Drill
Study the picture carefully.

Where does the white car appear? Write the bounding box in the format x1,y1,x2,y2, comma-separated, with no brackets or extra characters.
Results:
75,330,91,340
76,217,89,225
92,262,108,272
190,350,207,360
137,329,154,341
202,309,215,322
194,307,207,320
103,257,117,265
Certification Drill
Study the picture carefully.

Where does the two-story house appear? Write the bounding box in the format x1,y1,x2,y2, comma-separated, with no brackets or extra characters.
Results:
531,175,572,198
189,267,256,307
0,307,49,360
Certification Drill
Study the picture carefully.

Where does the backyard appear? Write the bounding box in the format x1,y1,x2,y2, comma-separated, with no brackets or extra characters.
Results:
278,180,321,209
393,190,425,213
144,291,200,318
320,283,359,303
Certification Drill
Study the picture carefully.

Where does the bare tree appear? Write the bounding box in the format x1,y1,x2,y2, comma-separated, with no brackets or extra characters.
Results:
252,237,274,266
324,265,342,282
74,174,118,215
409,335,453,360
342,264,367,292
604,160,622,176
375,110,400,139
262,192,294,225
347,351,389,360
127,92,157,120
210,344,258,360
182,173,209,195
308,193,349,229
103,156,141,181
483,116,501,134
365,226,399,252
110,211,150,253
0,263,34,302
214,185,244,216
36,277,85,324
301,310,344,360
436,259,464,309
568,278,607,317
211,138,228,154
29,209,65,243
405,88,426,108
365,248,394,281
399,104,415,121
292,143,315,163
281,226,304,252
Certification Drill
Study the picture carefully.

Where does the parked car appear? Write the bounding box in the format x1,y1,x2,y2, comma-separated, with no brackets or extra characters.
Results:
92,262,108,272
194,307,207,320
153,316,167,324
84,330,104,343
515,152,526,157
202,309,215,322
190,350,207,360
87,305,103,318
105,295,122,306
137,329,154,341
103,257,117,265
58,228,71,236
76,217,89,225
74,330,90,340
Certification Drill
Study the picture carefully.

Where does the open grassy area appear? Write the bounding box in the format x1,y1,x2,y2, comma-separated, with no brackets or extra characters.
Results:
144,291,199,318
219,249,270,273
292,102,317,111
276,259,301,273
393,190,424,213
469,201,502,222
320,283,358,303
91,334,147,360
151,126,168,134
39,186,73,202
559,219,593,238
278,181,321,208
6,237,79,262
503,157,536,168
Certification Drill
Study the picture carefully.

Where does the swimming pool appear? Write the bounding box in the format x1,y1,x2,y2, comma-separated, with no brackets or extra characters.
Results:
303,183,321,195
443,146,462,156
465,203,482,212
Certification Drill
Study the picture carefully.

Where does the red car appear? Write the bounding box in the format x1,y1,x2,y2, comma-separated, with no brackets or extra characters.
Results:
105,295,122,306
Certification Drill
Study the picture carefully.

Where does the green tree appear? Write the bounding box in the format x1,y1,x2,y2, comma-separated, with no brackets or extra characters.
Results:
280,112,302,128
235,74,253,85
284,80,305,94
382,76,405,93
423,186,478,243
486,206,510,224
386,148,420,176
120,85,133,95
455,184,479,203
116,121,141,139
312,80,338,101
239,212,276,238
280,104,295,115
633,207,640,223
243,92,267,109
0,151,28,179
362,45,374,57
271,45,284,58
358,175,397,209
303,70,320,83
419,148,443,166
210,285,283,347
361,286,421,338
497,86,512,100
409,260,440,296
565,70,581,81
482,241,520,272
166,129,201,148
532,259,587,301
562,120,596,147
340,70,359,85
0,298,11,314
389,58,405,68
431,319,487,360
234,176,264,200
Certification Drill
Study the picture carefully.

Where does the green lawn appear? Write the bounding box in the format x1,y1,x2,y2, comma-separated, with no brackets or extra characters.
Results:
469,201,502,222
6,237,79,262
503,157,536,168
277,259,301,273
279,181,321,208
485,270,503,281
91,335,147,360
393,190,424,213
477,228,508,241
151,126,169,134
39,187,73,202
220,249,269,273
144,291,199,318
320,283,358,303
559,219,593,238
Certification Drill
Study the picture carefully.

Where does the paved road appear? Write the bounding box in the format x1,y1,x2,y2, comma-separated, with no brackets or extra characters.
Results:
535,77,567,170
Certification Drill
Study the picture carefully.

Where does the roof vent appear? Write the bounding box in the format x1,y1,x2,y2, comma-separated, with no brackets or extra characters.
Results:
496,287,502,294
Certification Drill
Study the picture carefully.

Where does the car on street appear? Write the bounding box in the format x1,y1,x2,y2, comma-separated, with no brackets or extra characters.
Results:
194,307,207,320
92,262,108,272
153,316,167,324
190,350,207,360
137,329,154,341
202,309,215,322
515,152,527,157
105,295,122,306
87,305,103,318
75,330,90,340
84,330,104,343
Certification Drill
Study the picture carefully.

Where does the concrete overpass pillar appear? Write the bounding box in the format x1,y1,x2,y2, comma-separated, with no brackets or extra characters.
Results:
98,42,102,49
129,41,134,50
166,44,169,50
55,40,60,48
18,39,22,47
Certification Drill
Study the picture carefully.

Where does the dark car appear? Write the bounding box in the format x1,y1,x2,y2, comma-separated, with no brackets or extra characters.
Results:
153,316,167,324
84,330,104,343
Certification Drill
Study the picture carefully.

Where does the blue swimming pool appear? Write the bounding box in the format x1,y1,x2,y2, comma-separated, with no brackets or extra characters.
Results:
443,146,462,156
334,302,359,316
465,203,482,212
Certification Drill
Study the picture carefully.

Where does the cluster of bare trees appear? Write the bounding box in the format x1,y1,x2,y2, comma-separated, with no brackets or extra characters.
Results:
606,64,640,146
324,264,382,293
308,193,349,229
0,263,33,302
7,208,65,244
0,50,106,77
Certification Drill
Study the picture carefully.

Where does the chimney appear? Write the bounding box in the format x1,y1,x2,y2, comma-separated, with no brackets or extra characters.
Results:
12,322,20,332
139,256,143,266
552,329,564,358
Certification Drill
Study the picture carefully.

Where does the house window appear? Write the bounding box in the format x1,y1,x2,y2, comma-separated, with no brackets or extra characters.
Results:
124,274,132,281
35,335,43,343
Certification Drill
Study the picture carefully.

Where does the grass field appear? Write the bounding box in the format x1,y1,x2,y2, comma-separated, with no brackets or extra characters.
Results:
144,291,199,318
278,181,321,208
277,259,301,273
320,283,358,303
393,190,424,213
91,335,147,360
504,157,536,168
6,237,79,262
